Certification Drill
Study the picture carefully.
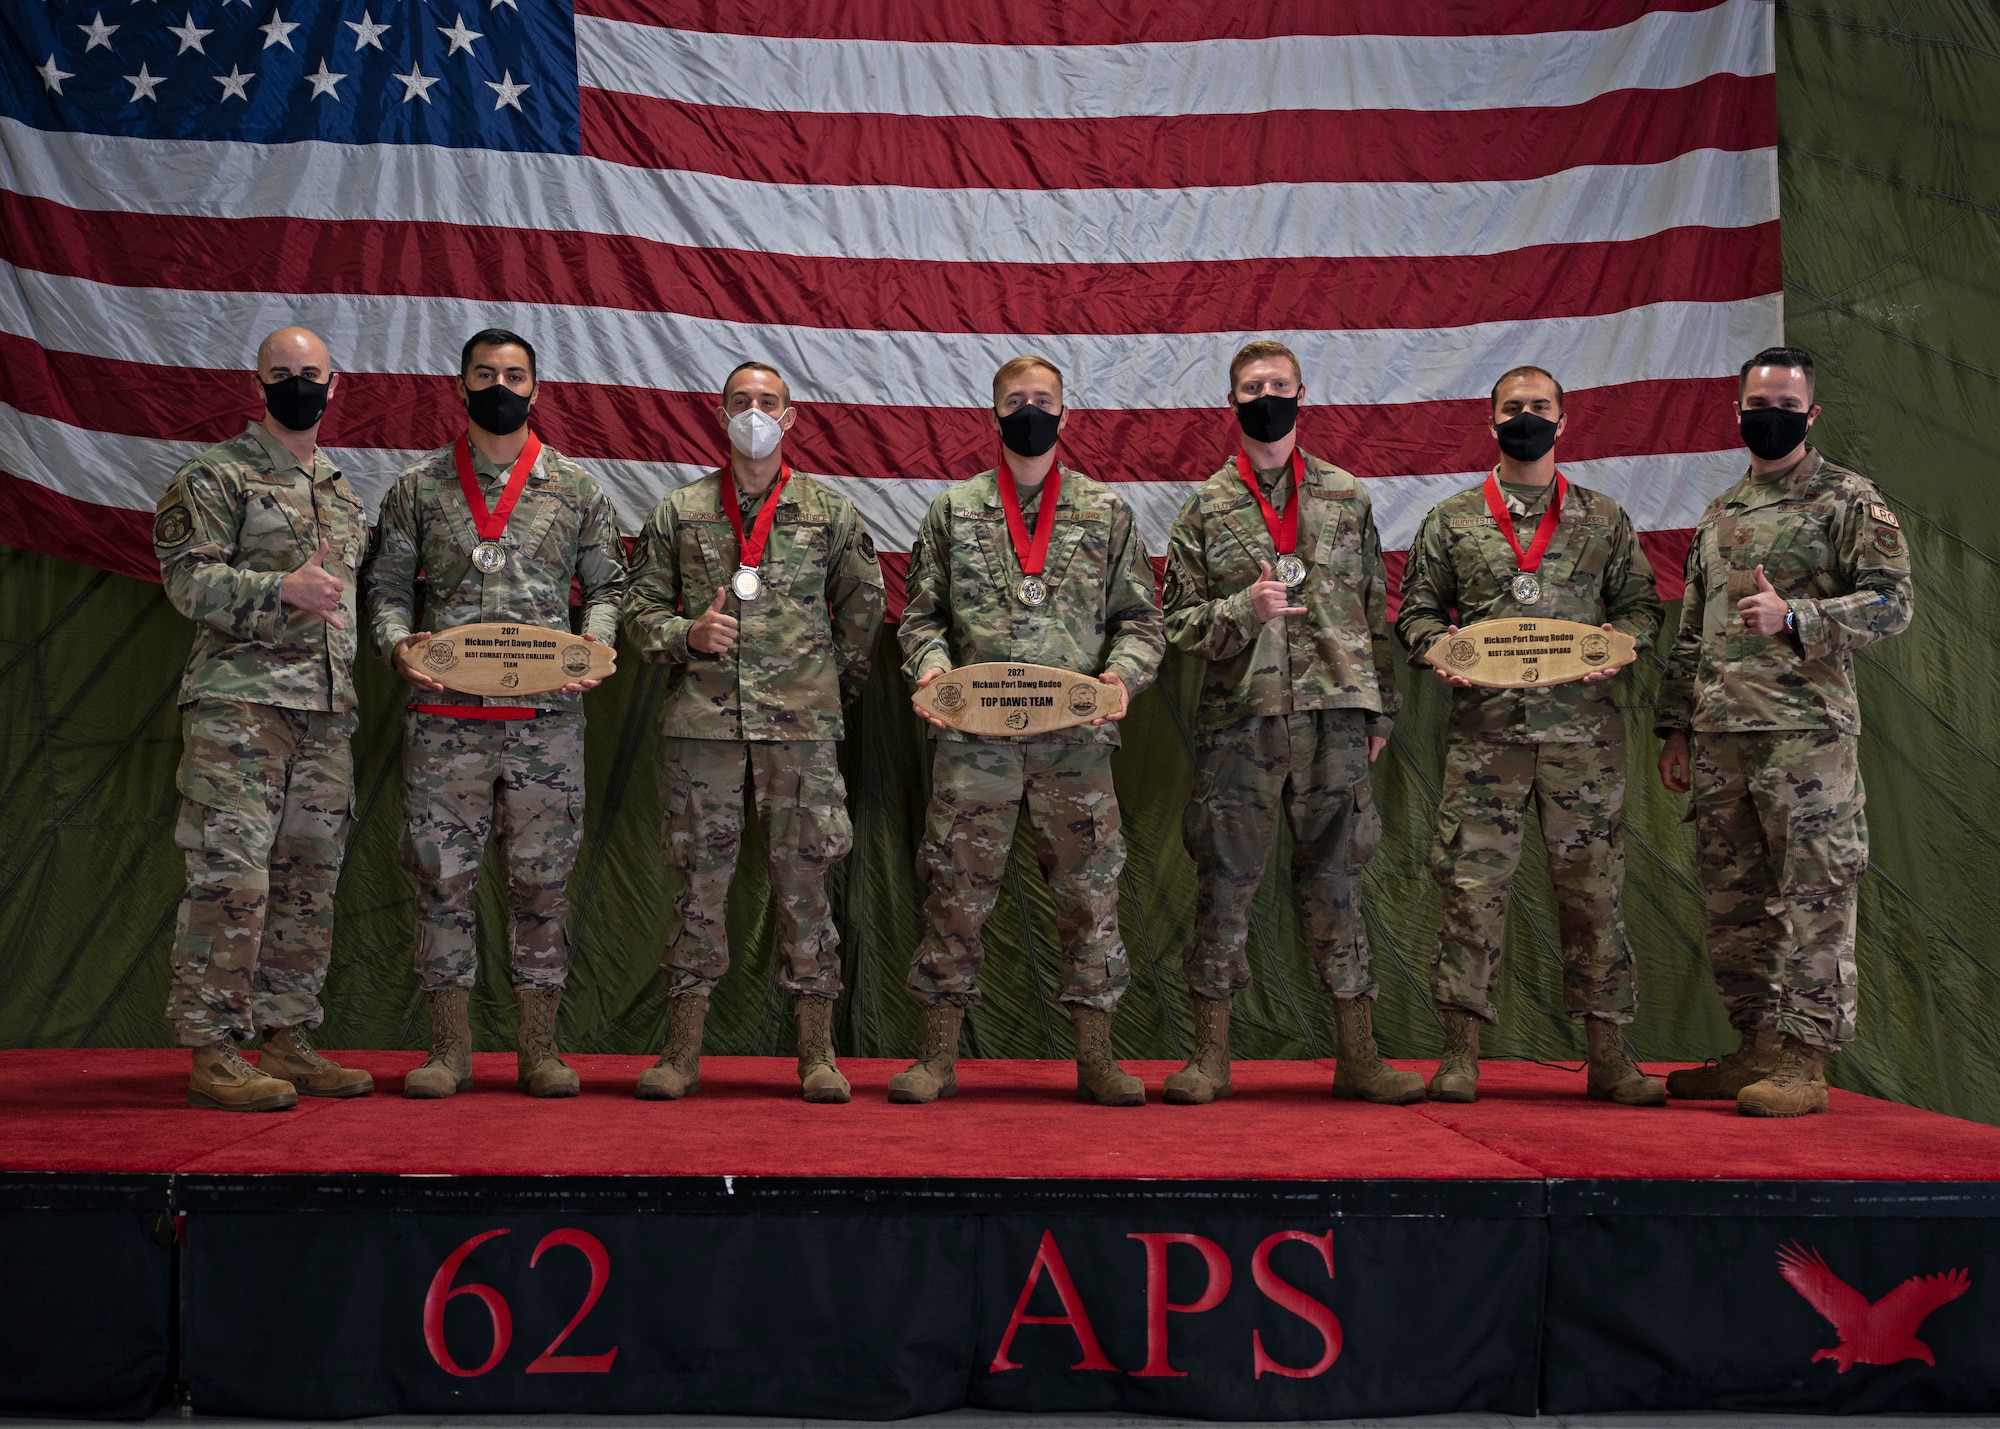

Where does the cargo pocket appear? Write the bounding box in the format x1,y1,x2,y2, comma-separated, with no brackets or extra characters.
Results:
1346,771,1383,867
659,755,695,872
795,755,854,867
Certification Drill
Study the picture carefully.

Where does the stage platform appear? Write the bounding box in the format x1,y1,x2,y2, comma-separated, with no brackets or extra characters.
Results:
4,1050,1999,1421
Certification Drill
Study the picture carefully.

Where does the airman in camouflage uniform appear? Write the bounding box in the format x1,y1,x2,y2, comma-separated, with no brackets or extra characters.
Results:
893,355,1165,1106
1657,346,1914,1117
623,361,885,1103
362,328,625,1100
1399,366,1665,1105
154,325,374,1110
1159,340,1421,1106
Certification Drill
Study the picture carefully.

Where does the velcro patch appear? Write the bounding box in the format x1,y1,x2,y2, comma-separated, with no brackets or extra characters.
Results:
154,504,194,547
1867,502,1900,529
1873,526,1905,557
1446,515,1493,529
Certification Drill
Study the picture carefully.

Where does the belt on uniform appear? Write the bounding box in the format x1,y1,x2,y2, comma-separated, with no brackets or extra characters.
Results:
410,704,541,720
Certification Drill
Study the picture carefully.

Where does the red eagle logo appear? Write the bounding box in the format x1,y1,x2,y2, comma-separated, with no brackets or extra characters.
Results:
1776,1242,1971,1373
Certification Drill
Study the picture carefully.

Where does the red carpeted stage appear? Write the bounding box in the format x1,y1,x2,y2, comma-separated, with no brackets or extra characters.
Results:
4,1049,1999,1421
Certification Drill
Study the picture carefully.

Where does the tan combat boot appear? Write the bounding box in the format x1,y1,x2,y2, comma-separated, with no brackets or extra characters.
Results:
636,995,705,1100
1072,1006,1145,1106
1665,1026,1783,1099
404,988,473,1099
1736,1034,1830,1118
258,1025,374,1098
1428,1010,1481,1103
189,1042,297,1112
1162,996,1232,1105
1331,996,1425,1105
516,987,580,1097
794,995,852,1104
1583,1018,1666,1106
887,1004,964,1104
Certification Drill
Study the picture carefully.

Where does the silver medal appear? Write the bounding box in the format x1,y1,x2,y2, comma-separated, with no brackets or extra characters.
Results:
1017,576,1047,607
471,541,506,573
1275,553,1307,586
730,566,763,601
1512,571,1541,605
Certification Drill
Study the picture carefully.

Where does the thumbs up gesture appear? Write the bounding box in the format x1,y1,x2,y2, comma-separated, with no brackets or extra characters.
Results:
281,538,348,629
1735,563,1792,637
688,585,739,655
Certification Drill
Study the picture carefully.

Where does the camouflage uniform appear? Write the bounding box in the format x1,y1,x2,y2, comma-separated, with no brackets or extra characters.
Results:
1398,478,1663,1025
153,422,364,1046
362,440,624,990
624,470,885,997
1657,447,1914,1050
898,466,1164,1010
1161,453,1399,1000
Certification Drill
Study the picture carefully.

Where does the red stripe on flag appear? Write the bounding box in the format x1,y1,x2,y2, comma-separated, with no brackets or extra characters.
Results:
574,0,1730,43
0,472,161,584
0,193,1780,339
582,73,1775,191
0,337,1746,482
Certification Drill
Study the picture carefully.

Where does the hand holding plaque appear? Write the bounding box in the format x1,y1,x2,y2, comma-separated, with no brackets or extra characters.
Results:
401,622,616,697
1426,617,1636,689
912,662,1121,735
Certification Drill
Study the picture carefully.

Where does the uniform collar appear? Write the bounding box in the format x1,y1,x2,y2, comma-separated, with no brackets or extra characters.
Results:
978,464,1077,510
243,419,328,482
1731,447,1821,508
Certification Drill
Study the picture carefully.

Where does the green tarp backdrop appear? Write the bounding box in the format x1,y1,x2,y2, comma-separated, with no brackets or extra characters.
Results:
3,2,1997,1122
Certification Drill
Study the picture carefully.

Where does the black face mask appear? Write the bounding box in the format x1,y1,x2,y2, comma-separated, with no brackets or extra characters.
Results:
465,381,533,437
1739,405,1811,462
261,374,330,433
997,403,1062,458
1494,411,1559,463
1233,393,1299,444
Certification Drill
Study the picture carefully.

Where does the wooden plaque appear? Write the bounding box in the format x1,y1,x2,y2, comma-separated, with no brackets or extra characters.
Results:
913,662,1111,736
415,622,616,697
1425,617,1636,689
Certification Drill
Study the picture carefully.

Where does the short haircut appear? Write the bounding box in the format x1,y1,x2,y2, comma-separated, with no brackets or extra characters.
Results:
461,328,536,381
1229,340,1302,390
992,354,1064,407
1739,345,1816,399
721,361,790,406
1490,365,1564,412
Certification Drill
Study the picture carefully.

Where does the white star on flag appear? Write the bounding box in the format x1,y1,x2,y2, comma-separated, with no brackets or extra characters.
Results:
345,9,389,51
37,55,74,94
167,12,213,53
123,62,165,101
486,68,527,110
303,58,346,99
392,62,441,103
214,64,254,100
79,12,119,51
488,0,517,9
437,13,481,55
258,9,298,49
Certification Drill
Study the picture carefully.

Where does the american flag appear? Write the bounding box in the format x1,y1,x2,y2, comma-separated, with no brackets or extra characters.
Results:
0,0,1777,608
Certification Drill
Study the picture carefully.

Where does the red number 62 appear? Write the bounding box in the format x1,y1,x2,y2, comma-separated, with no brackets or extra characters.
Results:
422,1227,620,1378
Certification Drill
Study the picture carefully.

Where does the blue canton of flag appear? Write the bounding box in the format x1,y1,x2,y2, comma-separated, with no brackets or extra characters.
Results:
0,0,579,152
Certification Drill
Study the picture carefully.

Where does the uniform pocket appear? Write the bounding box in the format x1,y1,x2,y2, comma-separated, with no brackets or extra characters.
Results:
795,754,854,865
1346,770,1383,866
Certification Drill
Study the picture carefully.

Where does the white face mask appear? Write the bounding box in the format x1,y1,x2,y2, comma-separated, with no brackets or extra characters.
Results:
727,407,784,461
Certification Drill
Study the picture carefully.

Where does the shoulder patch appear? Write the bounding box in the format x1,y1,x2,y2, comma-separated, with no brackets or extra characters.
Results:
154,504,194,547
1873,525,1905,557
1867,502,1900,529
858,530,877,561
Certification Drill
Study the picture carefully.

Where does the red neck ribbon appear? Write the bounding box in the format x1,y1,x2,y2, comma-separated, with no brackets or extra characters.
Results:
1482,469,1568,572
995,451,1063,577
718,461,793,569
1233,448,1304,558
454,431,541,540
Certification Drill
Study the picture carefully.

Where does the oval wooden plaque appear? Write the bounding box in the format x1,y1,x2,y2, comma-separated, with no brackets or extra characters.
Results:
913,662,1111,736
1425,617,1636,689
414,622,616,697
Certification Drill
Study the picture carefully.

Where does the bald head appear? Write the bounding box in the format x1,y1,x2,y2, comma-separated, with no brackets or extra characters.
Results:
256,326,332,383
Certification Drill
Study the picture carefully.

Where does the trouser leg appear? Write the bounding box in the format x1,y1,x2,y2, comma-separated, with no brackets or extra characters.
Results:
496,710,585,991
907,741,1025,1008
660,736,749,999
401,713,501,992
1288,710,1381,1002
1693,733,1787,1034
1755,729,1867,1051
1430,737,1534,1023
1022,743,1129,1012
1180,717,1286,1000
749,739,852,998
1534,737,1637,1024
